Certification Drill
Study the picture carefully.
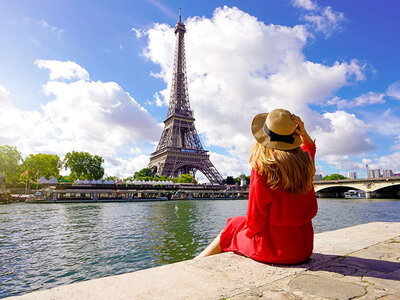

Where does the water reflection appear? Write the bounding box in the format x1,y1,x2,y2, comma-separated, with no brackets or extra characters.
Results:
142,201,201,264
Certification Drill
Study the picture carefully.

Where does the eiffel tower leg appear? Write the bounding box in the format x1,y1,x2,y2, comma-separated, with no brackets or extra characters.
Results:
199,160,224,185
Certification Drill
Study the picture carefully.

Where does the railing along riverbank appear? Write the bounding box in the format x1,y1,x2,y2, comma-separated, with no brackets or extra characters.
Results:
5,182,249,204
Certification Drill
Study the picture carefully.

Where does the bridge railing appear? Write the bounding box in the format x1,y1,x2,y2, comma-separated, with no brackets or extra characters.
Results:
313,177,400,185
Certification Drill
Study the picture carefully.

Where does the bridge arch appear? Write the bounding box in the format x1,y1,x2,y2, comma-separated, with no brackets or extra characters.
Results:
313,179,400,198
314,185,362,193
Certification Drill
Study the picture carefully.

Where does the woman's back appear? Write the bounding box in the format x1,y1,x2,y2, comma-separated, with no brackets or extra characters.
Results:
196,109,318,263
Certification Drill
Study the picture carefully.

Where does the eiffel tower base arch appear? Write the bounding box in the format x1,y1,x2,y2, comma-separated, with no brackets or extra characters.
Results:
148,151,222,184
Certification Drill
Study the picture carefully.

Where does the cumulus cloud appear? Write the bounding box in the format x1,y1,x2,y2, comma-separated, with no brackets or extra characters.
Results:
291,0,318,10
104,154,150,178
0,84,11,106
0,61,161,177
35,59,90,81
367,153,400,173
367,109,400,148
290,1,346,38
387,80,400,100
304,6,345,38
327,91,385,108
314,111,375,156
210,152,249,178
131,27,146,39
143,6,366,164
322,155,365,172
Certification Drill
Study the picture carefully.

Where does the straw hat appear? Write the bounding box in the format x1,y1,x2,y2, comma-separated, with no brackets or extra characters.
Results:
251,108,301,150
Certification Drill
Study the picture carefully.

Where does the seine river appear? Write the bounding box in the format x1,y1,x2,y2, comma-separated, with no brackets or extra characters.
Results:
1,198,400,298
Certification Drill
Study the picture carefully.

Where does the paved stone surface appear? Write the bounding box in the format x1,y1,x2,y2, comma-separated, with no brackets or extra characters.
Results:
6,222,400,300
288,274,366,299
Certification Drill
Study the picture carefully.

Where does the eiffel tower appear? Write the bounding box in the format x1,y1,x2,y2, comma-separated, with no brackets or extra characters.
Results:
148,10,223,184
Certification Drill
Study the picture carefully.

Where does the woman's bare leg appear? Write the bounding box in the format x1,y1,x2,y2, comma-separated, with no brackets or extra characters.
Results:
195,233,222,258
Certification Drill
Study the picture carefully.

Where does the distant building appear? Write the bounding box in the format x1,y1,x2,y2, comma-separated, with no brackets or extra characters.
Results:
240,175,247,187
369,169,381,179
348,172,357,179
313,174,323,181
382,170,393,178
366,164,370,178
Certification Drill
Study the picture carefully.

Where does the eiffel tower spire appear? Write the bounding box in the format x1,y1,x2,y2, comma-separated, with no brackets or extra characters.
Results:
166,7,192,120
148,10,223,184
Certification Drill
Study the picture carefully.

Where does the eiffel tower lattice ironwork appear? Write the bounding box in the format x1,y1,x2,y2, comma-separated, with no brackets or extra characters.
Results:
148,10,223,184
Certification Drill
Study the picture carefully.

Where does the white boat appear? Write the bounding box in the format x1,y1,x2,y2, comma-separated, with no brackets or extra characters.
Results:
344,190,366,199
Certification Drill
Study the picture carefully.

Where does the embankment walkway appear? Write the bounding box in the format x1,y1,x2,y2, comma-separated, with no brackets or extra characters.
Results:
7,222,400,299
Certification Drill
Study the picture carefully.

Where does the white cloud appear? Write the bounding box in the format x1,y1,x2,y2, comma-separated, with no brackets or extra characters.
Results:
327,91,385,108
0,84,11,106
38,19,64,40
24,18,64,40
322,155,364,172
209,152,249,178
35,59,90,81
314,111,375,156
366,109,400,151
370,153,400,173
0,61,161,177
304,6,345,38
104,154,150,178
131,27,146,39
145,92,165,107
387,80,400,100
291,0,317,10
143,6,366,164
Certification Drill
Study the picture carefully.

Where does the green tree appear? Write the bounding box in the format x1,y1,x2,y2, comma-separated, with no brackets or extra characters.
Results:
134,168,154,180
177,174,196,184
63,151,104,180
232,174,250,185
105,176,120,182
226,176,235,185
21,153,62,181
0,145,22,183
324,174,348,181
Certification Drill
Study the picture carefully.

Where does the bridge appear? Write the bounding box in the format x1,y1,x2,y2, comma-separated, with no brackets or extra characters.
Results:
313,177,400,198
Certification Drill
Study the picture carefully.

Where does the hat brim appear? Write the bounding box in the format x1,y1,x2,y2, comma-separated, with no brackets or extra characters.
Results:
251,113,302,150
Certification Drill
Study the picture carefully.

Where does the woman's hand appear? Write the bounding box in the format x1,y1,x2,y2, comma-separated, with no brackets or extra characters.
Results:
291,114,314,145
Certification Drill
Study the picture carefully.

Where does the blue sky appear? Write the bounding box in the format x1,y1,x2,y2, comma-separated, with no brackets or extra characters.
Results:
0,0,400,180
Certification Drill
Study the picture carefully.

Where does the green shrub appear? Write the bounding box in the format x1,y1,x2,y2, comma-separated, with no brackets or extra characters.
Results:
18,182,26,188
30,182,42,189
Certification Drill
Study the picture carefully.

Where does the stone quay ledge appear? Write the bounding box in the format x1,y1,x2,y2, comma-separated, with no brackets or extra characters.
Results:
6,222,400,300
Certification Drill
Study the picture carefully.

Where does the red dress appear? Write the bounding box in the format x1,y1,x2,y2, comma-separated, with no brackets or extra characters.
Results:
220,141,317,264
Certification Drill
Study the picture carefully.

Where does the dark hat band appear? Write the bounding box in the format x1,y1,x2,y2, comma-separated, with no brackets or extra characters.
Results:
263,123,295,144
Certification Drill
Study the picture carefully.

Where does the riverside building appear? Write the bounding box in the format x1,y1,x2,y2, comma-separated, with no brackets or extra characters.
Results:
382,169,394,178
348,172,357,179
369,169,381,179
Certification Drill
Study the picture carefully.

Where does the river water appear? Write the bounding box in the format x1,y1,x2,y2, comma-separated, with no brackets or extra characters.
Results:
1,198,400,298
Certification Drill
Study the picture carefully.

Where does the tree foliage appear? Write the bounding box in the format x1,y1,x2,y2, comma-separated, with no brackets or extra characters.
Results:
177,173,196,183
134,168,154,180
323,174,348,181
226,176,235,185
131,168,196,183
0,145,22,183
21,153,62,181
224,174,250,185
63,151,104,180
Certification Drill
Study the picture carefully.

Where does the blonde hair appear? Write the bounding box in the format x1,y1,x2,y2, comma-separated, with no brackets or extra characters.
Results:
249,142,315,195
